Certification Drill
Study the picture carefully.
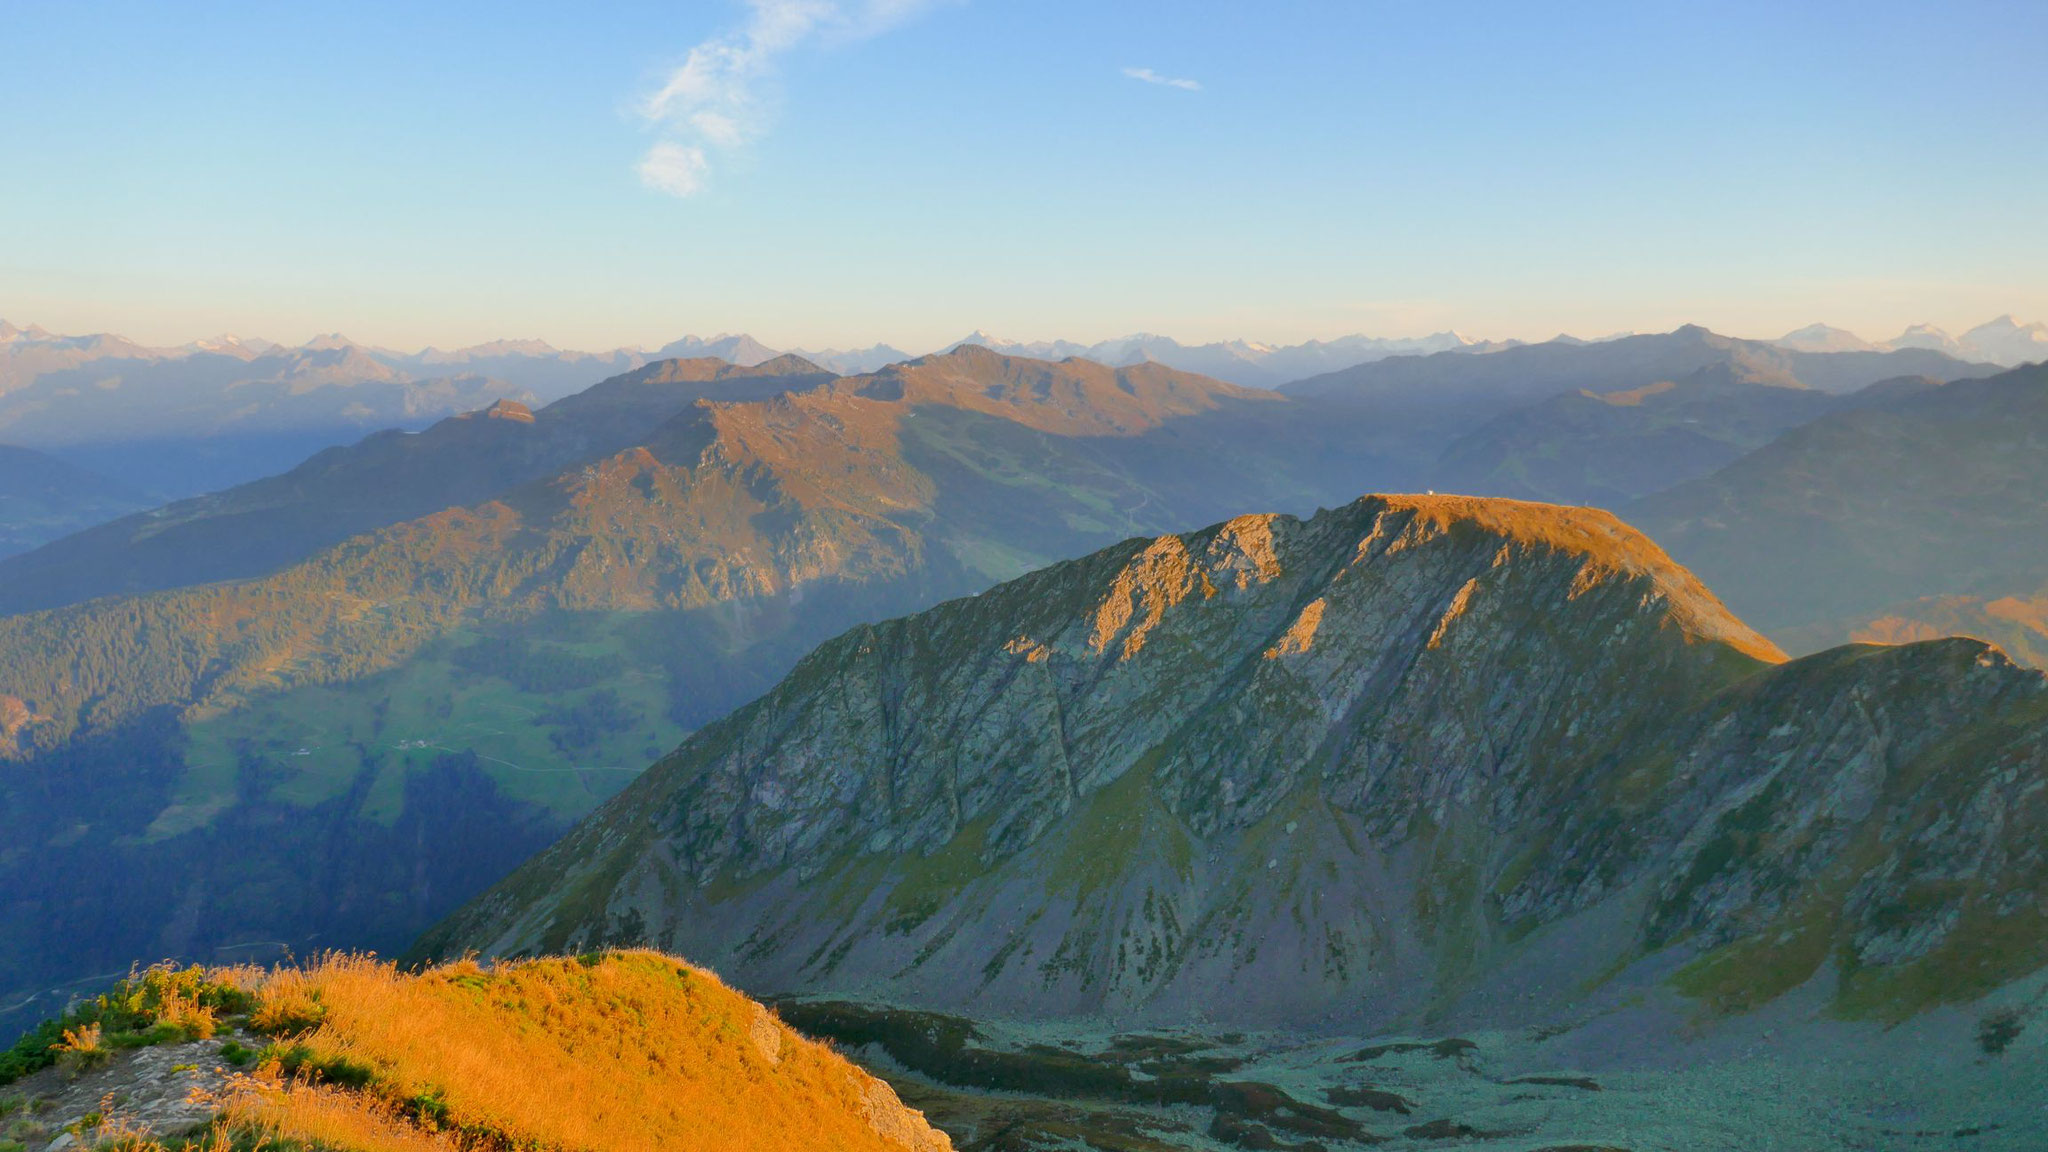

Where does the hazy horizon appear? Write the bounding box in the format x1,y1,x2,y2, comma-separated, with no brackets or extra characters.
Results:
4,311,2041,363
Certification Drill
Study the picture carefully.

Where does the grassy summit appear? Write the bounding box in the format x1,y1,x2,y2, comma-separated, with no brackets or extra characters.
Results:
0,952,948,1152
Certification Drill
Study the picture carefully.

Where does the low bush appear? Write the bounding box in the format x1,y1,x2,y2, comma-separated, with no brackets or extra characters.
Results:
0,963,259,1085
262,1044,375,1091
54,1024,110,1076
219,1041,261,1068
1978,1006,2025,1055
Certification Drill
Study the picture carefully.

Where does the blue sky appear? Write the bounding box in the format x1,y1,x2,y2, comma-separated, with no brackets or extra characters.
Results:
3,0,2044,351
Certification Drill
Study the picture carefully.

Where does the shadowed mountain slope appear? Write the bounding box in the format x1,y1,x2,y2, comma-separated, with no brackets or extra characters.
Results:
1282,326,1985,476
0,445,150,558
0,356,833,615
1631,361,2048,635
423,493,2048,1032
1427,361,1846,506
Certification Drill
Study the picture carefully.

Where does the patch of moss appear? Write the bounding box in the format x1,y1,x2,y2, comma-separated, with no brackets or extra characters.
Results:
1671,914,1839,1016
219,1040,261,1067
882,814,995,934
1834,901,2048,1022
1412,813,1489,1001
1046,753,1194,900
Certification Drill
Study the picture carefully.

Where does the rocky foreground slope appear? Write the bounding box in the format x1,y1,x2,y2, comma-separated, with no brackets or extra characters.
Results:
427,494,2048,1033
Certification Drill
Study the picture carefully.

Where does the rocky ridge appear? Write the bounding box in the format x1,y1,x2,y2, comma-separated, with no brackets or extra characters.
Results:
426,494,2048,1033
0,354,835,616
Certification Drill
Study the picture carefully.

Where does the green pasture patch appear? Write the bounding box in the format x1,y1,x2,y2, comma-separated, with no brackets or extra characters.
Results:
175,621,689,834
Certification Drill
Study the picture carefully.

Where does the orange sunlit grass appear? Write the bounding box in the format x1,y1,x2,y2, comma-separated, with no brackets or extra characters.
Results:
230,950,940,1152
226,1082,457,1152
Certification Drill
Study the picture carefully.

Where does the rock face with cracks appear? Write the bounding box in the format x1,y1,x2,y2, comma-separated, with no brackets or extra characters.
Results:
423,494,2048,1030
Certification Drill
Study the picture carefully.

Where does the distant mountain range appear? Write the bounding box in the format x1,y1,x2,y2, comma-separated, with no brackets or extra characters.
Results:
942,329,1510,388
0,322,791,497
0,321,1516,501
0,312,2026,501
1775,314,2048,366
0,319,1501,419
0,325,1984,620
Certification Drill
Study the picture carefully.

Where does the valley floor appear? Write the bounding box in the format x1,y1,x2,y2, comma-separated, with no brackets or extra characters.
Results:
782,995,2048,1152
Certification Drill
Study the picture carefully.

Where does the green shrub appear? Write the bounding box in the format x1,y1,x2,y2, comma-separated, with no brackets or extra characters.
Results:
218,1041,260,1068
407,1089,454,1130
54,1024,111,1076
1979,1006,2025,1055
264,1044,375,1089
0,1020,66,1085
0,963,259,1085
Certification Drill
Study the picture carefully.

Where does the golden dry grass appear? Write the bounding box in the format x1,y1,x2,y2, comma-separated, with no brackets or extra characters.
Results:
231,950,940,1152
226,1081,458,1152
1382,493,1789,663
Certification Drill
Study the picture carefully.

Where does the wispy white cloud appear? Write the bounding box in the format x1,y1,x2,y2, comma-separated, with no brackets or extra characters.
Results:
638,142,711,197
1123,66,1200,92
638,0,940,197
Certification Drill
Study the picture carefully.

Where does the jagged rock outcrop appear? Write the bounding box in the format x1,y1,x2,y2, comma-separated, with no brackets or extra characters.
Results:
423,496,2045,1029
